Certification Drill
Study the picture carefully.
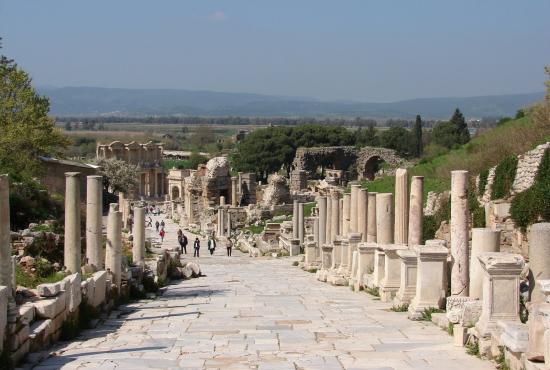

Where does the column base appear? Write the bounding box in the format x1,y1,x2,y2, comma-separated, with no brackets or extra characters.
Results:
379,281,400,302
327,272,348,286
316,269,329,282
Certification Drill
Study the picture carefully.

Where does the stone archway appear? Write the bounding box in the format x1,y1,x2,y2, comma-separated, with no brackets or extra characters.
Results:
362,156,382,181
356,147,406,180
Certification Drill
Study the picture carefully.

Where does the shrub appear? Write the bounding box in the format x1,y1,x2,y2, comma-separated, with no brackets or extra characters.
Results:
390,304,409,312
491,155,518,200
478,168,489,196
511,149,550,230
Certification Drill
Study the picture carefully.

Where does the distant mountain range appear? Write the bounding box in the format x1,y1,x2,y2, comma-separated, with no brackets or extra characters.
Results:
39,86,544,119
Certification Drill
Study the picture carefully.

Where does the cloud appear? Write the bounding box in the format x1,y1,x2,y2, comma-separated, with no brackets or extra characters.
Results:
208,11,227,22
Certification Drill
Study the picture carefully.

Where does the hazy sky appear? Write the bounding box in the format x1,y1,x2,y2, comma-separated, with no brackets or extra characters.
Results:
1,0,549,102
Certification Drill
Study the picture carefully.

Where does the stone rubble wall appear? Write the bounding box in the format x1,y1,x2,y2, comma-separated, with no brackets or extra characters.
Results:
511,142,550,195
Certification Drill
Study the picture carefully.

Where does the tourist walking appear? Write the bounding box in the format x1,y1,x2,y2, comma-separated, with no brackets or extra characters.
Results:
160,220,165,229
207,237,216,255
193,237,201,257
159,228,165,243
147,216,153,227
226,238,233,257
155,220,160,232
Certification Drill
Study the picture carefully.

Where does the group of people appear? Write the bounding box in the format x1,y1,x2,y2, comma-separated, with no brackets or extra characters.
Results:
176,229,233,257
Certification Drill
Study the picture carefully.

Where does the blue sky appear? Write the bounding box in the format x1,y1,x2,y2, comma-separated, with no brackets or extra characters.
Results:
1,0,549,102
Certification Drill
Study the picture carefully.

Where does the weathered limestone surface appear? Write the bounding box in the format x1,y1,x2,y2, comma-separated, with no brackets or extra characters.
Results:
469,228,500,300
367,192,377,243
318,196,327,246
376,193,394,244
342,194,350,237
395,249,417,305
33,247,493,370
133,206,145,265
325,195,332,244
293,200,299,239
350,184,360,233
298,203,305,244
408,176,424,246
394,169,408,245
380,244,408,302
450,170,469,297
64,172,81,274
529,223,550,304
106,203,122,289
358,189,368,242
86,175,103,270
0,175,11,293
330,192,340,242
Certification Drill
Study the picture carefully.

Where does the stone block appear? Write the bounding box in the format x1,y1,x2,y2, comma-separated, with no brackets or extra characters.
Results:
29,319,52,352
460,300,482,327
34,291,66,319
453,324,468,347
36,281,62,297
13,323,30,350
62,273,82,313
500,321,529,353
92,270,107,307
18,303,35,325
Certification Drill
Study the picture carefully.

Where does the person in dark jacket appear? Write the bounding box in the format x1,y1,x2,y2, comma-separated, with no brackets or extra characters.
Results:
155,220,160,232
193,237,201,257
207,237,216,255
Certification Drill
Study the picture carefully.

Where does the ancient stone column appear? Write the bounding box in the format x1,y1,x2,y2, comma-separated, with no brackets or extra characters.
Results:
350,184,361,233
231,176,238,207
408,176,424,246
326,196,332,243
133,206,145,266
313,216,319,245
219,195,226,206
106,203,122,288
376,193,394,244
529,223,550,304
218,208,225,237
450,170,469,297
0,175,12,293
64,172,81,274
358,189,368,242
475,253,524,338
394,169,408,245
298,203,305,244
331,192,340,242
367,192,377,243
318,196,327,246
339,199,344,237
86,175,103,270
343,194,351,237
469,228,500,300
293,200,299,239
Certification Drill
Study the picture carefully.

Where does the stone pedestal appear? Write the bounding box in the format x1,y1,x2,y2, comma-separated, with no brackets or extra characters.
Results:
339,238,350,275
316,244,333,282
376,193,394,244
394,169,408,245
408,176,424,246
470,228,500,299
347,233,362,276
105,203,122,289
64,172,81,274
529,223,550,304
298,203,305,244
289,239,300,256
350,184,361,233
293,200,299,239
408,245,448,319
380,244,408,302
343,194,351,237
395,249,418,305
0,175,12,294
372,248,386,288
328,239,347,285
367,192,377,243
304,240,318,269
356,242,377,289
133,206,145,266
475,252,524,338
86,175,103,270
231,176,238,207
450,170,470,297
358,189,368,242
318,196,327,246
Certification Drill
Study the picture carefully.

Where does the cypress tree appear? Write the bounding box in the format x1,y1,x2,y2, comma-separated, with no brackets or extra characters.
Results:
450,108,470,145
413,115,423,157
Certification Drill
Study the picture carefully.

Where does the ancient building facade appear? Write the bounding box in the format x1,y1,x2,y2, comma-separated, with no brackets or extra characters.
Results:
96,141,165,198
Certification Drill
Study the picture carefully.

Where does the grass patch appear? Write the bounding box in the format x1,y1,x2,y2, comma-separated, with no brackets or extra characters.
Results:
390,303,409,312
292,261,299,266
491,155,518,200
245,224,265,234
466,339,480,358
419,307,444,321
15,265,65,289
365,286,379,297
303,202,316,217
446,322,454,336
307,268,318,273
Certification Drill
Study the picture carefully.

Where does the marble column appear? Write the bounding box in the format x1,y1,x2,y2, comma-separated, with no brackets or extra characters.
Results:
358,189,368,242
318,196,327,246
475,253,524,338
313,216,319,245
376,193,394,244
220,196,226,206
350,184,361,233
408,176,424,246
326,195,332,244
343,194,351,237
86,175,103,270
64,172,81,275
218,208,225,237
226,211,232,237
0,175,12,293
450,170,469,297
231,176,238,207
293,200,299,239
367,192,377,243
331,192,340,242
106,203,122,288
529,223,550,304
394,168,408,245
469,228,500,300
339,199,344,238
133,206,145,266
298,203,304,244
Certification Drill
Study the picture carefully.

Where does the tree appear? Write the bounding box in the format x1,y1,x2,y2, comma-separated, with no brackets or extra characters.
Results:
379,127,414,157
412,115,423,157
431,108,470,149
97,158,138,194
0,38,69,182
450,108,470,145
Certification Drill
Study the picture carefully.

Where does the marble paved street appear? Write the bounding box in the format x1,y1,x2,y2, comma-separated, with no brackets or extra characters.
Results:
32,222,494,369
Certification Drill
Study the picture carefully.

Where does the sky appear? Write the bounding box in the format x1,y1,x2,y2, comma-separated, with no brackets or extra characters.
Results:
0,0,549,102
